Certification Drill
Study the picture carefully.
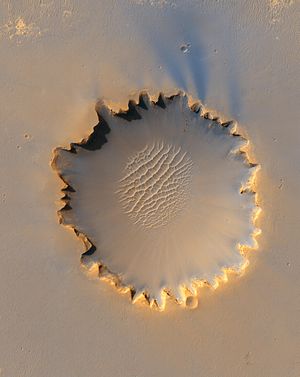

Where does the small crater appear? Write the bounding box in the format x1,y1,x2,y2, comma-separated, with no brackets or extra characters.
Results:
185,296,198,309
180,43,191,53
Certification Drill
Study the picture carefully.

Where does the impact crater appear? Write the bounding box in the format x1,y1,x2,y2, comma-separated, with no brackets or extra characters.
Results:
52,92,261,310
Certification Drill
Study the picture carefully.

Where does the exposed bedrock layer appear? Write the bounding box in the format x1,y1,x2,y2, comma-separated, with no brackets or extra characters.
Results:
52,92,260,310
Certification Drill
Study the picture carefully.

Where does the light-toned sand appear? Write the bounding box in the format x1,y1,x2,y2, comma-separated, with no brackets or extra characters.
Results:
0,1,299,376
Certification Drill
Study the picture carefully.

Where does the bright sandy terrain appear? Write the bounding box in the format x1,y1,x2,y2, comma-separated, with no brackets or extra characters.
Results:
0,1,299,376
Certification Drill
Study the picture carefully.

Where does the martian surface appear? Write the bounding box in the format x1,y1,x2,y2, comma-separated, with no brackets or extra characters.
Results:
0,1,299,376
